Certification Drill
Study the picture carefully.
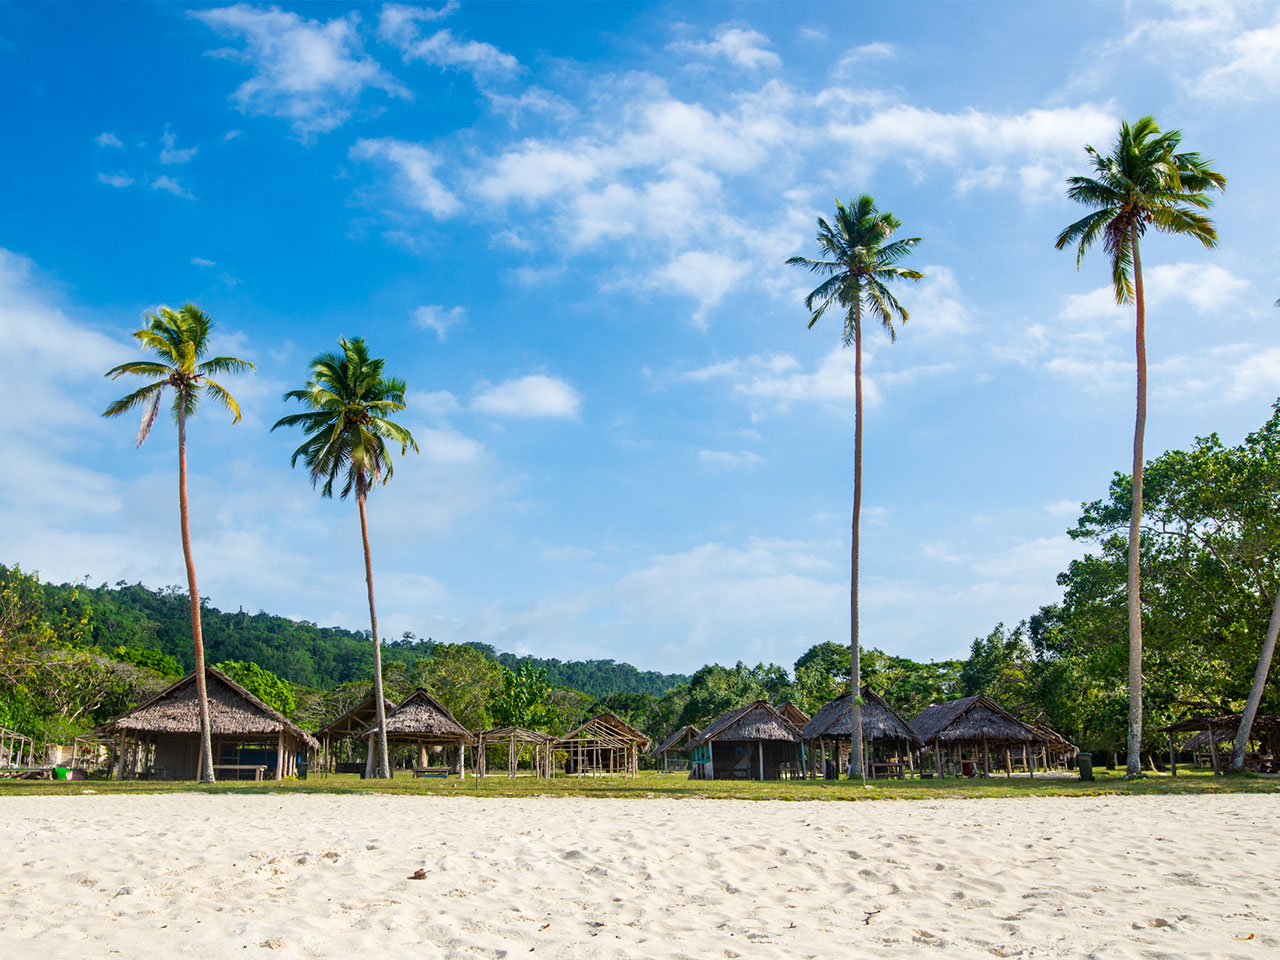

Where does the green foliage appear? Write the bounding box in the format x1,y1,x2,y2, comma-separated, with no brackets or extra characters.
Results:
213,660,297,717
677,662,792,729
492,652,688,699
491,664,554,729
862,649,963,720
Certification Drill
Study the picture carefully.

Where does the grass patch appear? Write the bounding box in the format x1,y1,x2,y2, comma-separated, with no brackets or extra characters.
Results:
1,767,1275,800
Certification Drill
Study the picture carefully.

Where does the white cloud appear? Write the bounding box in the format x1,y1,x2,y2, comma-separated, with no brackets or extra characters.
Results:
416,424,483,463
671,25,781,71
191,257,217,268
150,175,195,200
378,3,519,79
903,265,971,339
97,173,133,188
833,42,896,76
95,132,123,148
159,130,198,165
699,449,763,467
652,251,750,329
413,304,467,340
351,137,461,217
471,374,582,419
225,129,242,141
190,4,408,138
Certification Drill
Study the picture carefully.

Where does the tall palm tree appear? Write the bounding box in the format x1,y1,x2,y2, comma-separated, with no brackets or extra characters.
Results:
103,304,253,783
1055,116,1225,776
787,195,923,781
272,337,418,778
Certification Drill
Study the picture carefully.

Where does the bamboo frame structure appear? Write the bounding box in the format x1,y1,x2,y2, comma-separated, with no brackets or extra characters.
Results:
0,725,35,772
554,713,650,779
313,693,395,776
476,727,555,778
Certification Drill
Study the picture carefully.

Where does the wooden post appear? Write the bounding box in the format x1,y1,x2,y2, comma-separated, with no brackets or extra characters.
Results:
1168,733,1177,777
1207,724,1221,775
116,732,126,780
934,740,943,778
275,731,285,781
1029,744,1036,777
983,739,991,777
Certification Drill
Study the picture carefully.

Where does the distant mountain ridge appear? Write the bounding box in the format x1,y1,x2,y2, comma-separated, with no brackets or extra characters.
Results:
14,568,689,697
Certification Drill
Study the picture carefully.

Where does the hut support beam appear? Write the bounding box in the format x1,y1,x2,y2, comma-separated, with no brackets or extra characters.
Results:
1207,724,1221,775
116,732,126,780
275,731,285,781
934,740,943,779
1168,732,1177,776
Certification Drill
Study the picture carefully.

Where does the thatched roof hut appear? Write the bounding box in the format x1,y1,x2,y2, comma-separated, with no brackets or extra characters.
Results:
777,702,810,729
687,701,803,781
103,667,318,781
555,713,650,778
364,688,476,745
651,724,700,772
802,687,921,745
1157,714,1280,774
910,695,1040,778
313,692,395,775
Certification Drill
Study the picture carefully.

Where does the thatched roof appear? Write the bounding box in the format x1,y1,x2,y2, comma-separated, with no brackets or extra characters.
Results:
651,724,700,756
1028,723,1079,755
777,702,810,728
362,689,475,745
479,726,555,743
1158,714,1280,734
687,701,802,748
802,687,921,745
104,667,319,749
556,712,651,748
314,693,395,738
911,695,1035,744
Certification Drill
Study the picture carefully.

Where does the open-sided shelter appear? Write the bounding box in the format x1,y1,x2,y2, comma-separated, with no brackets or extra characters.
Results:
555,713,650,778
777,702,811,729
1158,714,1280,775
910,695,1038,778
687,701,803,780
313,693,395,776
802,687,922,779
651,724,700,772
361,688,476,777
102,666,319,780
476,726,555,778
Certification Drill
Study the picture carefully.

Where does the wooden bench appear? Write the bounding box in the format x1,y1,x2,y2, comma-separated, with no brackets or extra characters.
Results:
213,764,267,781
413,766,452,778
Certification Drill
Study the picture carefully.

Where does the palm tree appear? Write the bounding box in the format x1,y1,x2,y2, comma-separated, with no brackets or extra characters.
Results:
1055,116,1225,776
103,304,253,783
787,195,923,781
272,337,418,778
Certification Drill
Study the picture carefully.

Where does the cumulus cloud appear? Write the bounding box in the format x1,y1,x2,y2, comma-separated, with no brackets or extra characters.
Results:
191,257,217,268
97,172,133,188
191,4,408,138
159,130,199,165
378,2,519,79
413,304,467,340
351,137,461,217
95,132,123,148
471,374,582,419
149,175,195,200
671,25,781,71
652,250,750,329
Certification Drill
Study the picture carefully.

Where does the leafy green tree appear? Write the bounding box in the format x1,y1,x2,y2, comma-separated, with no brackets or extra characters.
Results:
862,648,963,720
102,304,253,783
273,337,418,779
214,660,297,717
677,661,792,729
491,663,554,729
415,643,505,732
788,195,922,778
958,622,1034,713
1055,117,1225,774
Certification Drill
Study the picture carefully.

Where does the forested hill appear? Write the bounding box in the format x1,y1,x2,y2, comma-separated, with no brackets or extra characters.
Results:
14,571,688,696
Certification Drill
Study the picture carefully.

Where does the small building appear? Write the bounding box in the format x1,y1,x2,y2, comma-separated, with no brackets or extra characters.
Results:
555,713,650,778
476,726,555,778
650,724,700,772
361,688,476,777
102,667,319,781
910,695,1039,778
802,687,922,779
313,692,395,775
1158,714,1280,774
687,701,803,781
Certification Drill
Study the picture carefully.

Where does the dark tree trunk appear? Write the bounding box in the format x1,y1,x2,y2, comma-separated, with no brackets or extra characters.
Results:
1126,225,1146,777
178,407,215,784
357,477,391,778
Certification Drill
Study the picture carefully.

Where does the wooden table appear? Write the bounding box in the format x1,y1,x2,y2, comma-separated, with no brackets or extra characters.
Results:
212,764,267,781
413,766,451,778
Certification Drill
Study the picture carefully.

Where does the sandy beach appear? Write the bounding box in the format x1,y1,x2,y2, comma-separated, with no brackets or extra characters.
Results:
1,793,1275,959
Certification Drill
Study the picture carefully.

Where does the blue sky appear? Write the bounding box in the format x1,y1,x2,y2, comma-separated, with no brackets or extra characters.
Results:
2,1,1278,674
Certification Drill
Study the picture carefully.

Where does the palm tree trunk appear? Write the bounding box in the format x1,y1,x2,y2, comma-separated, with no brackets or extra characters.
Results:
849,299,865,784
1231,582,1280,772
1126,225,1146,777
357,477,391,779
178,407,215,784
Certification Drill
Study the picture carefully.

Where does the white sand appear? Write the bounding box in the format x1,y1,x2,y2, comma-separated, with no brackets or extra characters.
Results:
1,793,1276,959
